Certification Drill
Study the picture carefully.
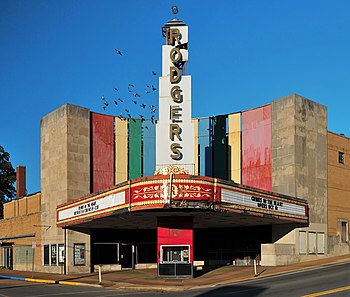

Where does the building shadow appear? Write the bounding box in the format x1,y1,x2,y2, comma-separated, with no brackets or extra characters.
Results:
194,284,267,296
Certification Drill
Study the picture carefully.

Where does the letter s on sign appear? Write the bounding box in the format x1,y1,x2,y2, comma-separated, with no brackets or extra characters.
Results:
170,143,183,160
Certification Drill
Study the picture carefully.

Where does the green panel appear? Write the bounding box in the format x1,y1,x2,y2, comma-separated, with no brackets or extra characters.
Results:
129,119,142,180
213,115,228,180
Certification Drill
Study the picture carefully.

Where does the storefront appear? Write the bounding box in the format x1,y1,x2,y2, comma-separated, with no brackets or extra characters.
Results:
56,173,308,276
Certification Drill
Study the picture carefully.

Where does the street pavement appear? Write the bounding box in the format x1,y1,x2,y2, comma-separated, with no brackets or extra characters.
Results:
0,254,349,293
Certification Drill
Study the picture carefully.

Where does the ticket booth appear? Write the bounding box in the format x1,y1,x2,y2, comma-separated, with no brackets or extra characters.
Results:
157,217,193,277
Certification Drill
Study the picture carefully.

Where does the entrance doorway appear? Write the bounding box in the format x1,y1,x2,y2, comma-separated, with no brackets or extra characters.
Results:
121,244,133,269
2,247,13,269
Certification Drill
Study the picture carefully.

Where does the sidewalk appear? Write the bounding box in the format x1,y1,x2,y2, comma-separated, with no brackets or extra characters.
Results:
1,254,349,292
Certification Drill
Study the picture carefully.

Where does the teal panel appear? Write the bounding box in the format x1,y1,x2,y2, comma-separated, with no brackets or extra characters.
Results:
143,120,156,177
129,119,142,179
198,117,212,176
213,115,228,180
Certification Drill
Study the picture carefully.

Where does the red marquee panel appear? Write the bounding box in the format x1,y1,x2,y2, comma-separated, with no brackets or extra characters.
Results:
91,113,115,193
242,105,272,192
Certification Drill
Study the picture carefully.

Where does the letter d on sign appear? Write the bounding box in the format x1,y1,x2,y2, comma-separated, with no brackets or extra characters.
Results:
170,66,181,83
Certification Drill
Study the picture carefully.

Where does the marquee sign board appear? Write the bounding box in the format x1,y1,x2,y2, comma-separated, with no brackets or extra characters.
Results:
57,191,125,222
156,21,195,174
56,175,308,227
221,188,307,217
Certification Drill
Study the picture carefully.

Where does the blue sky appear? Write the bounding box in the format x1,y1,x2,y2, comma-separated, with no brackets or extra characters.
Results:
1,0,350,195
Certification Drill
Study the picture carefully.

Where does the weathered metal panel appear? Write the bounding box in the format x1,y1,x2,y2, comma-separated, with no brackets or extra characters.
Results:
192,119,199,175
213,115,228,180
143,120,156,177
91,113,115,193
129,119,142,180
115,117,128,184
228,113,241,183
242,105,272,191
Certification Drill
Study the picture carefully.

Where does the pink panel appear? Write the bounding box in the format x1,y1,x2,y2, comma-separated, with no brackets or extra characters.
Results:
242,105,272,191
91,113,115,193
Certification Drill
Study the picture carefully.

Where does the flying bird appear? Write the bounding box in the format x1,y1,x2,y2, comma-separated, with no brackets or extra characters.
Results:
127,113,131,118
114,100,118,105
134,93,141,98
114,87,119,91
140,103,146,108
114,48,122,56
118,98,123,102
152,71,157,76
101,95,106,101
145,90,151,94
152,85,157,91
125,109,129,113
128,84,135,87
132,100,138,104
128,87,132,92
151,115,155,124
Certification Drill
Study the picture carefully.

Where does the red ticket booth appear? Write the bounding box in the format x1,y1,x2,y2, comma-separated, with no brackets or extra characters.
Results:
157,217,193,277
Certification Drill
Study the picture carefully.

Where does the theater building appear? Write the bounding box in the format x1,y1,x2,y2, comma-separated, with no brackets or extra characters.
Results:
1,16,349,276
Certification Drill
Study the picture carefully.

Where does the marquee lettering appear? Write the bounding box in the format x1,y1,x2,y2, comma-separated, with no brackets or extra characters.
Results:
166,26,187,161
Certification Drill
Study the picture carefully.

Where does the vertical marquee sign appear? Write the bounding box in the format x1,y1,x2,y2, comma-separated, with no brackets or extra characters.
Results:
156,18,195,174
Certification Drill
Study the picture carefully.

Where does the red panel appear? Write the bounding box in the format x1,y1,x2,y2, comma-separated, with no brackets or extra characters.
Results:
157,227,193,263
91,113,115,193
242,105,272,191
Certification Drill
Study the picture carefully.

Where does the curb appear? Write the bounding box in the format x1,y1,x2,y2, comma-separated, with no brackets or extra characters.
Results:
58,280,101,287
0,275,25,281
25,278,56,284
0,275,101,288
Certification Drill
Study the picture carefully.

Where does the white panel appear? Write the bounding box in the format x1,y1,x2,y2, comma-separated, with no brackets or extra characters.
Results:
299,231,306,254
317,233,325,254
156,23,194,173
308,232,317,254
58,191,125,221
221,189,306,216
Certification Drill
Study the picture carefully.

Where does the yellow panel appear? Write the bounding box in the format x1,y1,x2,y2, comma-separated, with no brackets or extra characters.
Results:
192,118,199,175
115,118,128,184
228,113,241,183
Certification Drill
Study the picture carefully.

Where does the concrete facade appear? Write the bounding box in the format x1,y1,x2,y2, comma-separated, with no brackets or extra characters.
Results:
261,94,328,265
40,104,91,274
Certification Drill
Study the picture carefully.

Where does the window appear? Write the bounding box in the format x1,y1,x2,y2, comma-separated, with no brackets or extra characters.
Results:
299,231,306,254
341,221,348,243
43,245,49,265
317,233,325,254
58,244,65,265
161,245,189,263
74,243,86,266
339,152,344,164
308,232,317,254
51,244,57,265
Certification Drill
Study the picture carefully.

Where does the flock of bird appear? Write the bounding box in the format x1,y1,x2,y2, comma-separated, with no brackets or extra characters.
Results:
100,48,158,130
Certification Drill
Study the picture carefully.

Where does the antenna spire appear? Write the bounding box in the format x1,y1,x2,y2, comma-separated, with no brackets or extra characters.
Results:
171,4,179,19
